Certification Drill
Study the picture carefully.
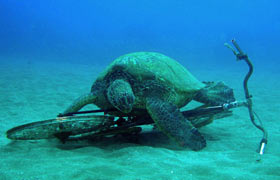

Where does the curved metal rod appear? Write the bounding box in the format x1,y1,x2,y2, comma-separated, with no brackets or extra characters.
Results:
225,39,268,159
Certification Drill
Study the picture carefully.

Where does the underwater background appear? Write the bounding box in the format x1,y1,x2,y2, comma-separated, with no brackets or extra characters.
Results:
0,0,279,179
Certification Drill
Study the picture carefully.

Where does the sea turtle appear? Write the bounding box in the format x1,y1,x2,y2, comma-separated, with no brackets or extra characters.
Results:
60,52,234,150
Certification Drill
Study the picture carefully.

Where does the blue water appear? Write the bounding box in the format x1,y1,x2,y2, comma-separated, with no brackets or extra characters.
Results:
1,1,280,179
1,0,279,69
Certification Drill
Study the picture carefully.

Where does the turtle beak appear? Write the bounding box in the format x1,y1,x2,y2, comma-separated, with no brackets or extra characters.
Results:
116,95,134,113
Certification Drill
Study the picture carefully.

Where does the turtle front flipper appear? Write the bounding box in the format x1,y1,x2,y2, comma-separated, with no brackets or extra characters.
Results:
146,97,206,151
60,93,97,116
107,79,135,113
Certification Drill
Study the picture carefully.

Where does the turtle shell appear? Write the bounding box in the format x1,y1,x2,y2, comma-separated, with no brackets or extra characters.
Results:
96,52,205,107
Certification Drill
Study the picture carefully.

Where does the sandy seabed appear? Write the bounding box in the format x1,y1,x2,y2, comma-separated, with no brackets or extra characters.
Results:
0,59,279,180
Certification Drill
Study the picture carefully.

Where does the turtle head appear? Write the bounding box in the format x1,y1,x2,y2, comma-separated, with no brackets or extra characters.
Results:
107,79,135,113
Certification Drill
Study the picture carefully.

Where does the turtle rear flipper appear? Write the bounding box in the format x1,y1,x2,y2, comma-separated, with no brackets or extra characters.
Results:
146,97,206,151
194,81,235,106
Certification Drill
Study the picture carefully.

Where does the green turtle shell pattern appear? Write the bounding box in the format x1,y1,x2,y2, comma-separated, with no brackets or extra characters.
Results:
96,52,205,107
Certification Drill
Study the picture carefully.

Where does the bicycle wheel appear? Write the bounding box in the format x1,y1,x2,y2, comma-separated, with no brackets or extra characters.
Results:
6,115,115,140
